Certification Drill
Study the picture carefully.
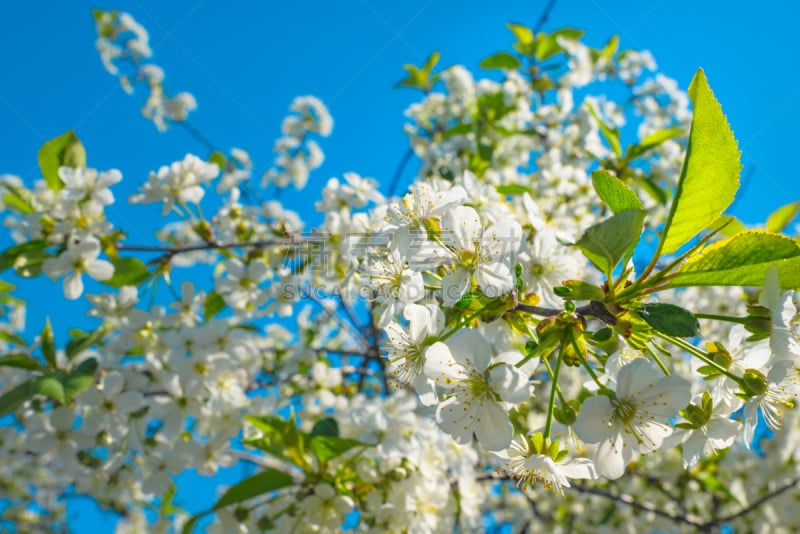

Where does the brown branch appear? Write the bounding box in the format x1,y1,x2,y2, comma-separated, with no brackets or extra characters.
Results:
532,0,558,33
115,236,309,255
701,476,800,530
387,147,415,197
570,483,705,528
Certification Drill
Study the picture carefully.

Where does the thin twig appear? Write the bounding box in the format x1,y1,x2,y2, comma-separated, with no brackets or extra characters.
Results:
387,147,415,197
532,0,558,33
570,483,705,528
177,120,217,153
116,236,304,254
702,477,800,530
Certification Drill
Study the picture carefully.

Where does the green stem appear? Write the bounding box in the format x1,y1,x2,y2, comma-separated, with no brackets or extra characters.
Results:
568,330,607,393
543,342,565,440
645,344,670,375
654,332,741,383
437,303,491,342
541,356,568,406
694,313,749,324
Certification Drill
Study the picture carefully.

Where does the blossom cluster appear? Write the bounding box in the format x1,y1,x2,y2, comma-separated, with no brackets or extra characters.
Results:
1,11,799,534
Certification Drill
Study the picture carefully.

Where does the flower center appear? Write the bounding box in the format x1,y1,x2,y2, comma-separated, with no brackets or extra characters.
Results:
613,398,637,423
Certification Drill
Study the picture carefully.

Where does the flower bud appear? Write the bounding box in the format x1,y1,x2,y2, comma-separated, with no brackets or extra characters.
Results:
740,368,769,397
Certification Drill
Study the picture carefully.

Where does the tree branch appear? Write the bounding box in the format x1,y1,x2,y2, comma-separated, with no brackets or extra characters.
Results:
533,0,558,33
570,483,705,528
701,476,800,530
387,147,415,197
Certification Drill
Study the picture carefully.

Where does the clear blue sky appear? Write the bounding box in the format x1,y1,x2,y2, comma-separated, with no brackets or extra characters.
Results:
1,1,799,531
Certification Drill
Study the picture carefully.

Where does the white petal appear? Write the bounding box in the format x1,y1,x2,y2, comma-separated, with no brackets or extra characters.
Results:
489,364,531,405
85,259,114,281
442,205,482,252
436,395,474,444
63,272,84,300
574,395,613,443
446,328,491,372
475,262,514,299
441,268,471,307
615,359,658,398
423,342,468,385
474,400,513,451
403,303,430,343
636,375,691,417
560,458,598,481
102,371,125,396
595,432,627,479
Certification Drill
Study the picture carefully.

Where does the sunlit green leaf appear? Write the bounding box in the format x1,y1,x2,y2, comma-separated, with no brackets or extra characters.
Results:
667,231,800,289
496,184,533,196
591,170,642,213
38,130,86,192
203,291,225,320
105,258,150,287
659,69,741,255
627,127,684,159
41,318,57,369
309,435,364,463
765,201,800,233
573,209,646,277
480,52,521,70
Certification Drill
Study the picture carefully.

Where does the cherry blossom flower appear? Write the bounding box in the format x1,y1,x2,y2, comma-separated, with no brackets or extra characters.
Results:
42,237,114,299
496,434,597,495
574,359,691,479
424,329,531,451
438,205,521,307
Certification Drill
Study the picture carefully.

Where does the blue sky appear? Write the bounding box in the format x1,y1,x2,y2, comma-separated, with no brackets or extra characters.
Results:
1,0,799,531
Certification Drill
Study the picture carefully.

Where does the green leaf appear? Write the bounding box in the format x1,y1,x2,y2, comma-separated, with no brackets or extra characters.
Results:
309,435,363,463
573,209,646,278
507,22,534,46
105,258,150,288
203,291,225,320
310,417,339,438
14,247,50,278
2,184,37,215
636,303,700,337
496,184,534,196
243,415,310,469
585,102,622,158
659,69,741,255
591,171,642,213
208,151,227,169
0,354,44,371
480,52,521,70
62,372,96,402
706,215,746,238
534,28,584,60
397,52,440,91
765,201,800,233
65,327,108,360
667,231,800,289
182,469,294,534
627,127,684,159
216,468,294,508
0,330,27,347
73,357,99,375
557,280,606,301
0,241,49,272
41,318,57,369
0,378,39,417
38,130,86,192
442,123,473,139
34,375,66,403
